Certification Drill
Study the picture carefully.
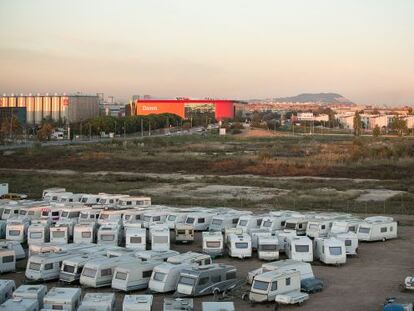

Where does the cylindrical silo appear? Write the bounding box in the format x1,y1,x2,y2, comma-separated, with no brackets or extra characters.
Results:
51,95,60,122
26,96,35,125
60,96,69,123
8,96,17,107
17,95,26,107
43,95,52,120
34,96,43,124
0,96,7,108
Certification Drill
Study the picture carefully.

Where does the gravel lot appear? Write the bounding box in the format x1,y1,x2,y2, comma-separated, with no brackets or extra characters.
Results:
2,225,414,311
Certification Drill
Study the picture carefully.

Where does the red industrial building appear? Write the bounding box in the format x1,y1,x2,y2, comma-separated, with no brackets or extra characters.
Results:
129,99,245,121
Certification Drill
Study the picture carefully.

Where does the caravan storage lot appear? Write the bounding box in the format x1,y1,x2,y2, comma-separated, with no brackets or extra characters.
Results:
3,224,414,311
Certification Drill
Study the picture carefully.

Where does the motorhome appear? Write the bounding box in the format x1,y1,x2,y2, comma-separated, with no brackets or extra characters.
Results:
143,211,168,229
227,233,252,259
257,236,279,261
42,188,66,200
112,259,160,291
151,227,170,251
284,217,309,236
247,259,314,284
135,250,179,262
285,236,313,262
166,211,188,229
0,241,25,260
184,212,215,231
43,287,81,311
78,293,115,311
49,220,75,244
122,295,153,311
314,237,346,265
60,252,107,283
6,217,30,243
28,223,50,245
330,232,358,255
357,216,397,241
202,231,224,257
80,256,138,288
209,213,249,232
175,224,194,244
13,285,47,309
78,209,101,224
149,253,212,293
97,210,124,226
306,219,333,238
260,216,287,232
117,196,151,209
236,215,263,234
125,227,146,250
163,298,193,311
0,249,16,273
0,297,38,311
202,302,235,311
249,270,301,303
0,280,15,304
97,223,123,246
73,223,98,244
79,194,102,206
330,219,362,234
176,264,237,297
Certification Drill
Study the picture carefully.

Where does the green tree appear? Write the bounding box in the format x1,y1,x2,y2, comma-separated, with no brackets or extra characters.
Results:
353,111,362,136
390,118,408,136
37,123,54,141
0,116,22,142
373,125,381,137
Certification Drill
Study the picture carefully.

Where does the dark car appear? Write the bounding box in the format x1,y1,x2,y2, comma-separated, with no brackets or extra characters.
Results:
301,277,324,294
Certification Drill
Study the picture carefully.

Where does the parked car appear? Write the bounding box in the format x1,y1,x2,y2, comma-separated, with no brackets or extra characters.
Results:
301,277,324,294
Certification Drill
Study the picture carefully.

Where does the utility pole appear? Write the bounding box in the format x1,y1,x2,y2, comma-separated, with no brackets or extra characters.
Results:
89,124,91,140
149,120,151,136
124,121,126,138
141,118,144,137
80,122,82,140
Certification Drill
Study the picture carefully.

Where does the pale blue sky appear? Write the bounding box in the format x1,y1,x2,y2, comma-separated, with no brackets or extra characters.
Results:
1,0,413,105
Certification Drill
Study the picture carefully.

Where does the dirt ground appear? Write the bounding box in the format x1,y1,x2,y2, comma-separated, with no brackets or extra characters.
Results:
2,224,413,311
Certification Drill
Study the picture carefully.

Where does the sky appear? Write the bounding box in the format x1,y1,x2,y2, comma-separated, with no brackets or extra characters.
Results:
0,0,413,106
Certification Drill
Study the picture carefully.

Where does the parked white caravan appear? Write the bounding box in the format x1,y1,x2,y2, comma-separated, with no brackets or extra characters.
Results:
39,205,61,224
314,237,346,265
6,217,30,243
0,249,16,273
46,191,74,203
260,216,287,232
330,232,358,255
163,298,193,311
357,216,397,241
50,220,75,244
306,219,333,238
13,285,47,309
184,212,214,231
0,280,15,304
0,297,38,311
123,210,146,226
123,295,153,311
28,223,50,245
43,287,81,311
117,196,151,209
95,194,130,209
166,211,188,229
60,252,107,283
73,223,98,244
249,270,301,303
27,242,92,257
285,236,313,262
112,259,160,291
257,236,279,261
151,227,170,251
97,223,123,246
125,227,146,250
97,210,124,226
236,215,263,234
227,233,252,259
0,241,25,260
59,207,83,223
202,231,224,257
209,213,247,232
106,247,136,258
1,203,21,220
330,219,362,234
175,224,194,244
135,250,179,262
42,188,66,200
57,193,83,204
80,256,137,288
284,217,309,235
79,194,102,206
19,206,45,221
78,209,101,224
78,293,115,311
143,211,168,229
249,229,272,250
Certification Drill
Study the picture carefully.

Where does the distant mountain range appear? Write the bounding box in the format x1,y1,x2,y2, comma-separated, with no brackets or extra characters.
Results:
250,93,354,105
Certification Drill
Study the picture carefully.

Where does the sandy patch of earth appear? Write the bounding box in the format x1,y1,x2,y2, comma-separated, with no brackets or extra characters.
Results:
355,189,404,202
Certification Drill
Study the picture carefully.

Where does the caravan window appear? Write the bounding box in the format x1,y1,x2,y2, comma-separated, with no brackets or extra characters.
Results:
101,234,115,241
8,230,20,236
179,276,196,286
69,212,80,218
42,211,49,217
153,216,161,221
168,215,177,221
63,265,75,273
101,268,112,277
226,271,236,280
238,220,247,226
82,268,97,278
124,215,131,221
259,244,277,251
380,227,387,233
81,198,88,203
153,236,168,244
390,226,393,232
348,226,356,232
3,209,10,214
186,217,195,224
45,263,53,270
2,256,14,263
212,219,222,225
19,210,27,215
198,277,209,285
295,245,309,252
253,280,269,291
53,231,65,238
232,218,238,224
143,270,152,278
115,272,128,280
262,220,272,228
358,227,370,234
286,278,291,286
329,247,342,256
52,211,59,217
211,274,221,283
29,262,41,271
206,241,221,248
52,305,63,310
130,237,142,244
321,225,326,230
271,281,278,291
345,240,352,246
285,222,296,229
153,272,166,281
203,258,212,265
308,224,318,230
61,212,69,218
30,232,43,239
235,242,249,249
82,232,92,238
198,218,205,224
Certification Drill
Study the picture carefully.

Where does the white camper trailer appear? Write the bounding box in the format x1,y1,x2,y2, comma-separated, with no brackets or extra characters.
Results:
285,236,313,262
224,228,243,244
59,207,83,223
209,213,247,232
97,223,123,246
50,220,75,244
42,188,66,200
184,212,214,231
163,298,193,311
125,227,146,250
97,210,124,226
249,270,301,303
249,229,272,250
28,223,50,245
0,241,25,260
106,247,136,258
257,236,279,261
13,285,47,309
43,287,81,311
40,205,61,224
123,295,153,311
135,250,179,262
79,194,102,206
117,196,151,209
202,231,224,257
227,233,252,259
59,193,83,204
148,253,212,293
0,297,38,311
19,206,45,221
112,259,160,291
27,242,92,257
330,232,358,255
60,253,107,283
357,216,397,241
78,209,101,224
175,224,194,244
46,192,74,203
123,210,146,227
236,215,263,234
80,256,137,288
143,211,168,229
74,223,98,244
0,249,16,273
314,237,346,265
0,280,15,304
95,194,130,209
6,217,30,243
78,293,115,311
306,219,333,238
260,216,287,232
284,217,309,235
330,219,362,234
1,203,21,220
166,212,188,229
151,227,170,251
0,183,8,197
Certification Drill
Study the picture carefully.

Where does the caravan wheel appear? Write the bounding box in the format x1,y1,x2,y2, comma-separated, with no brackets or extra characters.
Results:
213,288,220,297
382,237,386,242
